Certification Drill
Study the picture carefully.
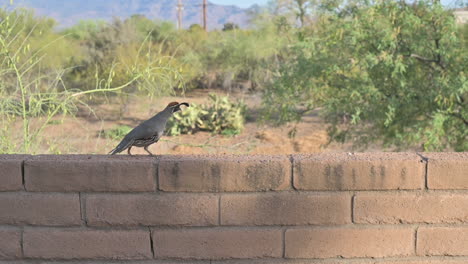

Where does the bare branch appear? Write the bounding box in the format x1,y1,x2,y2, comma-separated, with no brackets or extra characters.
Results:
410,53,437,62
449,113,468,126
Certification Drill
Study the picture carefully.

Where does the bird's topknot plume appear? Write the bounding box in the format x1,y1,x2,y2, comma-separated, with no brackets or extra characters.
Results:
167,102,180,107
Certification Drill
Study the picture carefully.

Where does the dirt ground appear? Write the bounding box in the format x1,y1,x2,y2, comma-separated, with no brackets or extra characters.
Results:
25,90,365,155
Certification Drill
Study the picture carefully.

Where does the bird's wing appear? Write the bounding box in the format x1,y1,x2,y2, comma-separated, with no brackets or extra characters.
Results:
109,121,157,155
125,121,157,140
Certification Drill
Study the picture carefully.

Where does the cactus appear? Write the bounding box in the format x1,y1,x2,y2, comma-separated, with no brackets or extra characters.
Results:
167,94,246,136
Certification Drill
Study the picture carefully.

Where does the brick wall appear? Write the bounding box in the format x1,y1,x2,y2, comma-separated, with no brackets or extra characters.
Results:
0,153,467,264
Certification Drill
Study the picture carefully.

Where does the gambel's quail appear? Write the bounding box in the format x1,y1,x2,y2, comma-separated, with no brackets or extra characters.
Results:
109,102,189,155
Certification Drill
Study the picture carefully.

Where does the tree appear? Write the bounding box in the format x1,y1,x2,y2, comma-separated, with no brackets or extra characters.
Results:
188,24,204,32
222,22,239,31
263,0,467,151
270,0,319,27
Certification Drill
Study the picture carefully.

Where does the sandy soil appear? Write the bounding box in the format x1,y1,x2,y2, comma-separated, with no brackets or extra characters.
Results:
11,90,365,155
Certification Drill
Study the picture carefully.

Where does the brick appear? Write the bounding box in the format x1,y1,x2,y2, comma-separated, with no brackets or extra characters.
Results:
285,227,414,258
24,229,151,259
0,193,81,226
24,155,156,192
86,194,218,226
0,228,21,260
425,153,468,190
0,155,29,191
0,260,462,264
159,155,291,192
0,259,210,264
354,193,468,224
293,153,425,191
417,227,468,256
212,261,355,264
0,260,465,264
212,261,468,264
221,193,351,226
377,261,468,264
152,228,282,259
0,260,210,264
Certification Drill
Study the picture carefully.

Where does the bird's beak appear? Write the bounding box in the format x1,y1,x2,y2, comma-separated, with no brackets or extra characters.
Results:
173,102,189,113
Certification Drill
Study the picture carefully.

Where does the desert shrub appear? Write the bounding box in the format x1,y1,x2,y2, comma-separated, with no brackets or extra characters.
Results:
103,125,132,140
167,94,246,136
0,8,182,153
263,0,467,151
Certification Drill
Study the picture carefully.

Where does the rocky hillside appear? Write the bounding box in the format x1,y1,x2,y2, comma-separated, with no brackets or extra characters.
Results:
9,0,258,29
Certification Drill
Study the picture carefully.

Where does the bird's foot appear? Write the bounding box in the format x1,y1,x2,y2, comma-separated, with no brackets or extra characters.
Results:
144,146,154,156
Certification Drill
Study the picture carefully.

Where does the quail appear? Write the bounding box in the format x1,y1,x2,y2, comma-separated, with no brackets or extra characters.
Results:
109,102,189,155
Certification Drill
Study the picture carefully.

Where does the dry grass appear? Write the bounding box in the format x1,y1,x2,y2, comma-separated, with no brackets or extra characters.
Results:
5,90,361,155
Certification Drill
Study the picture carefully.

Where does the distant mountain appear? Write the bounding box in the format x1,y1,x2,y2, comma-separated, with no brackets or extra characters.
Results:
6,0,257,29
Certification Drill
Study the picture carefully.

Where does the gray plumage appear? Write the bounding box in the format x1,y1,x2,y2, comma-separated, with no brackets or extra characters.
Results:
109,102,189,155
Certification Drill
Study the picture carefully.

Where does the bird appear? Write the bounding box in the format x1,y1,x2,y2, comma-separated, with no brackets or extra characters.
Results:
109,102,189,156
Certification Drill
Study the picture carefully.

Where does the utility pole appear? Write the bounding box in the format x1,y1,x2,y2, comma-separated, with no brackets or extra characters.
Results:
177,0,183,30
203,0,207,31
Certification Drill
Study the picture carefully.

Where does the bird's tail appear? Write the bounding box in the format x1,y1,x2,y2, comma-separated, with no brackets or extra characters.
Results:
108,138,133,155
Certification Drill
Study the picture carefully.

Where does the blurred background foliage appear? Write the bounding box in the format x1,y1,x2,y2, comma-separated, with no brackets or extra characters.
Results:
0,0,466,153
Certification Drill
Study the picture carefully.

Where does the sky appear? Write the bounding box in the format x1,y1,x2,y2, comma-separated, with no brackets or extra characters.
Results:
210,0,270,8
210,0,464,8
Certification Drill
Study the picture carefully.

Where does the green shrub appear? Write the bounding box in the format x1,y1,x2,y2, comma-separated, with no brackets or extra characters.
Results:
103,125,132,140
262,0,468,151
167,94,246,136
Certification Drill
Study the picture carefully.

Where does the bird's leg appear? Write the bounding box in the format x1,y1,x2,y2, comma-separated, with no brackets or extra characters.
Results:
144,146,154,156
127,146,133,156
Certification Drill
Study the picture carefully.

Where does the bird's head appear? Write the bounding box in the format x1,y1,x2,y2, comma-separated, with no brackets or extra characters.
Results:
166,101,189,113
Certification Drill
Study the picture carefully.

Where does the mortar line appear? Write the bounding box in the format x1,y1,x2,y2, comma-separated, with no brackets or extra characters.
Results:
282,228,286,258
414,226,419,255
5,223,468,231
5,189,468,195
289,154,296,191
148,227,155,258
20,228,24,258
78,192,83,224
21,159,26,191
351,193,356,223
218,194,223,225
416,152,429,190
154,157,160,192
79,193,87,226
15,257,468,263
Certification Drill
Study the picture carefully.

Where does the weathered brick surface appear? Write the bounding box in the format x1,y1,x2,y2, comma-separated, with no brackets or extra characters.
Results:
221,193,351,225
152,229,282,259
285,227,414,258
24,229,152,260
0,228,21,260
0,260,465,264
376,261,468,264
2,153,468,263
417,227,468,256
354,193,468,224
24,155,156,192
0,193,81,226
0,155,29,191
159,155,291,192
212,260,363,264
425,153,468,190
86,194,218,226
0,262,211,264
293,153,425,190
212,261,468,264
